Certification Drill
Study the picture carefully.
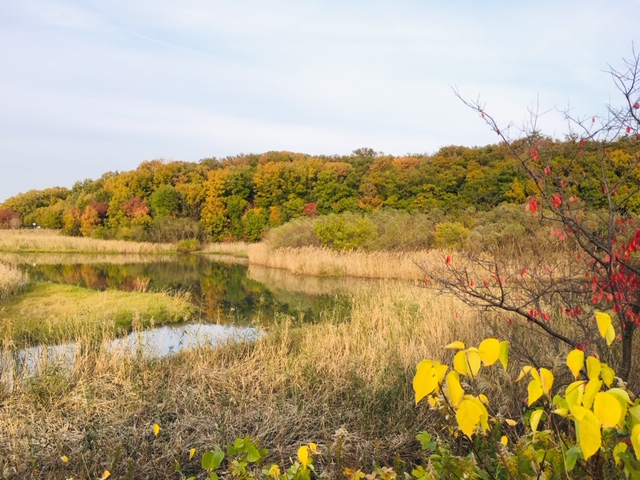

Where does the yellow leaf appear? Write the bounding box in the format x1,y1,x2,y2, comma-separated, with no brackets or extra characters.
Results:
434,362,448,386
498,341,509,371
605,324,615,346
456,399,483,438
582,378,603,410
466,395,490,433
500,435,508,446
613,442,628,466
600,363,615,387
527,379,544,406
101,471,111,480
309,442,318,454
565,381,585,408
297,445,310,468
478,393,489,405
570,404,587,421
566,349,584,378
427,395,437,407
594,392,623,429
446,370,464,408
60,455,69,463
413,361,440,404
553,407,568,417
445,340,466,350
268,464,281,478
153,424,160,437
466,350,482,377
189,448,196,460
505,418,517,427
530,368,541,384
516,366,533,382
632,424,640,461
478,338,501,366
595,311,612,341
539,368,554,396
453,351,468,376
607,388,631,424
577,408,601,460
530,409,544,432
586,356,601,381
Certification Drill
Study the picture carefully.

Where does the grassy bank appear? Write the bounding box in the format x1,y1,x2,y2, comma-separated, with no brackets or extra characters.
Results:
0,282,500,479
0,282,196,347
0,229,177,254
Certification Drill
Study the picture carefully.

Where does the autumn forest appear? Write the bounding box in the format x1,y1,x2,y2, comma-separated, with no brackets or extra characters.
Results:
3,138,640,247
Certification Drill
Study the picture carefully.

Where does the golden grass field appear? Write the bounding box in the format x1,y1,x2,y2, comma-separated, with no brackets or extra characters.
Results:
1,281,501,479
247,243,432,280
0,229,176,254
0,229,633,478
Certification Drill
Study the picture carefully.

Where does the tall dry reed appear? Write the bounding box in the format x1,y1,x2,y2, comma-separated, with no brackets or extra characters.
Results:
0,262,28,302
201,242,249,256
0,229,176,254
0,282,491,478
247,244,445,280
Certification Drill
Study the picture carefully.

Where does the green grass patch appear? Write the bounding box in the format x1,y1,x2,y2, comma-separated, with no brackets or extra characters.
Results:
0,282,196,347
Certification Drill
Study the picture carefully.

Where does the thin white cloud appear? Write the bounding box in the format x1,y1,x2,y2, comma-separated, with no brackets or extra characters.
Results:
1,0,639,202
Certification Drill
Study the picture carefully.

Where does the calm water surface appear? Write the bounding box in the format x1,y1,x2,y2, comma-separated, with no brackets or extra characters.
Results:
2,255,353,374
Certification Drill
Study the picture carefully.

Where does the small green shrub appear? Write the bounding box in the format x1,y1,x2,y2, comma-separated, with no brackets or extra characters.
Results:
177,238,201,253
263,217,319,248
313,214,377,251
433,221,470,249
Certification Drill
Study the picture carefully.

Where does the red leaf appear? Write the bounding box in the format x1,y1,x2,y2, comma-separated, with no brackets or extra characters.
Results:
521,267,527,276
446,255,451,265
627,126,632,134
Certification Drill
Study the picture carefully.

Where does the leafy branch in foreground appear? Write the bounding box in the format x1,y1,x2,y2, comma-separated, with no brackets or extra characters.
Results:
424,48,640,382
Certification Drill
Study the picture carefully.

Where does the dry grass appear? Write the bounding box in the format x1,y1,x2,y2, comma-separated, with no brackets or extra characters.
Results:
0,262,28,303
0,229,176,254
201,242,250,257
0,252,177,266
0,282,498,479
247,244,441,280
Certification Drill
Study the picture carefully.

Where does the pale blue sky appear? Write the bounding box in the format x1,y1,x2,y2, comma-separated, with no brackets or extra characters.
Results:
1,0,638,202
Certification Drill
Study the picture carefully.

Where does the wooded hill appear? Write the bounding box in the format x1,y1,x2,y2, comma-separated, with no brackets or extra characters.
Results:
2,138,639,243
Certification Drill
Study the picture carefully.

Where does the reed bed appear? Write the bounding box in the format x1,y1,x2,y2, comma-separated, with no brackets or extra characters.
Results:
247,263,390,296
247,244,442,280
0,282,501,479
201,241,250,256
0,262,28,302
0,229,176,254
0,252,177,266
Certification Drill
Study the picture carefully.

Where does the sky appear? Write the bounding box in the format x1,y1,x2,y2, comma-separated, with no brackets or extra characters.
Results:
0,1,638,203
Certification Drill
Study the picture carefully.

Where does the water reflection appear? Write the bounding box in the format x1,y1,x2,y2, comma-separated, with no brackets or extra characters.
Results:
15,255,350,325
2,323,258,386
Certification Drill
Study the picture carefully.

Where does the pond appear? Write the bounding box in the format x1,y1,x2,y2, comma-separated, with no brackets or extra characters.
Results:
11,254,353,326
0,254,357,374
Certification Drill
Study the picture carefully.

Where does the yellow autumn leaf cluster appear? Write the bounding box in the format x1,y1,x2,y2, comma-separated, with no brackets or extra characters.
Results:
414,338,509,438
516,366,554,406
553,351,632,460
